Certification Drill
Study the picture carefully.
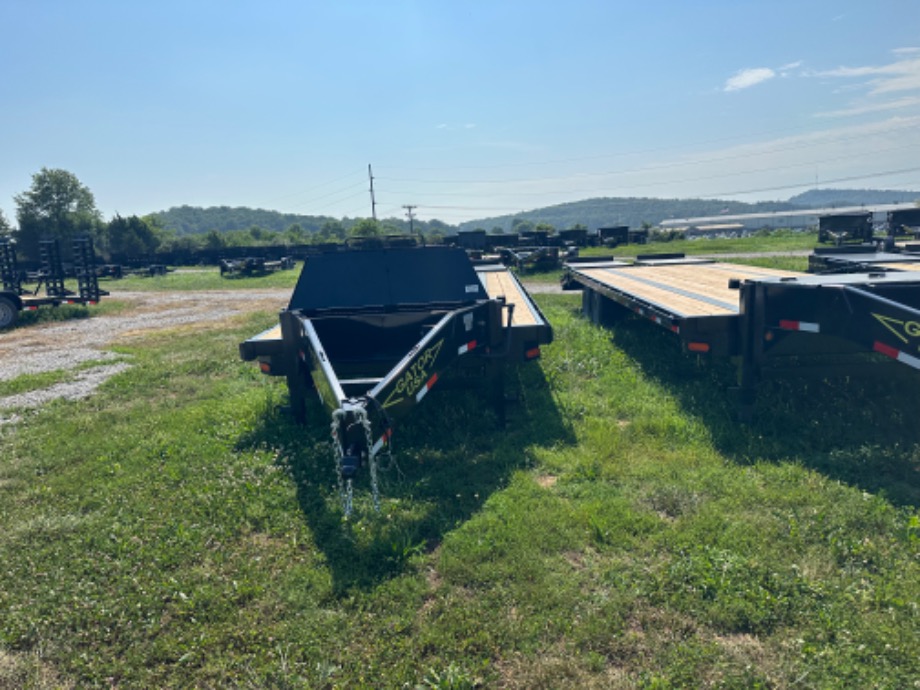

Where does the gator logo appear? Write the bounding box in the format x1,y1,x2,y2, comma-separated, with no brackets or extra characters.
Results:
873,313,920,346
383,339,444,408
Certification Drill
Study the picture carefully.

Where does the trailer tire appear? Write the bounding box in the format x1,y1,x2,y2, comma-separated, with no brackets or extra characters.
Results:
0,296,18,329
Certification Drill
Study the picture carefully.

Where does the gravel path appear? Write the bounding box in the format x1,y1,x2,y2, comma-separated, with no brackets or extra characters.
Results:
0,289,288,423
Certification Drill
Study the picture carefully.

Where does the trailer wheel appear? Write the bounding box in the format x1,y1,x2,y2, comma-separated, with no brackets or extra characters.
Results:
0,296,18,329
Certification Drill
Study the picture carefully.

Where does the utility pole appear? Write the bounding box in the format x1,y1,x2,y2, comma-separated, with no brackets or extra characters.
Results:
403,204,417,236
368,164,377,221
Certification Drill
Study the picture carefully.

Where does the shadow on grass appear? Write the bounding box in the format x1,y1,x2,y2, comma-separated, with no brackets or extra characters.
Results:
609,317,920,507
11,303,92,329
236,363,575,593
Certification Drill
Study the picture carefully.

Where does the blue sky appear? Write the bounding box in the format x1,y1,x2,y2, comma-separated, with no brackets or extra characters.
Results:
2,0,919,227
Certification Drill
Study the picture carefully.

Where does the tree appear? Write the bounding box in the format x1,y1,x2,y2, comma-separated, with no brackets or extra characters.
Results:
0,209,11,238
511,218,534,234
319,219,346,242
14,168,102,260
105,214,162,260
285,223,306,244
349,218,381,238
203,229,227,251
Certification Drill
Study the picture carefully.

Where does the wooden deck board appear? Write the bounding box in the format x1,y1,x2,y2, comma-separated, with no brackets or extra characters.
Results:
480,270,539,326
877,262,920,272
580,263,800,318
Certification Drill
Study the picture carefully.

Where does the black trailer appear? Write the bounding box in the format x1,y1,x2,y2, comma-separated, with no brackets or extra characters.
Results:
240,245,552,513
219,256,295,277
0,237,106,329
809,246,920,274
563,255,920,419
888,208,920,238
818,211,874,245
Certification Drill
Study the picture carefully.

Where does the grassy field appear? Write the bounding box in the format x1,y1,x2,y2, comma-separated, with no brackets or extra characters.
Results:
1,255,918,687
100,265,302,292
590,230,819,259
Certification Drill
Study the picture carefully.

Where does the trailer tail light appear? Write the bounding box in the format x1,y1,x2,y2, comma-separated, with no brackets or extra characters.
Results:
687,342,710,353
24,306,38,312
259,361,271,374
525,346,542,360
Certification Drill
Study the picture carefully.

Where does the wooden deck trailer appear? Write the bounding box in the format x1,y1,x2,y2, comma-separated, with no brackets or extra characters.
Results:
240,245,552,514
563,254,920,419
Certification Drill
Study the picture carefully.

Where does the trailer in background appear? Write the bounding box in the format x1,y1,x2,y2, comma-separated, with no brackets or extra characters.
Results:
818,211,874,246
563,254,920,420
0,237,107,329
219,255,295,277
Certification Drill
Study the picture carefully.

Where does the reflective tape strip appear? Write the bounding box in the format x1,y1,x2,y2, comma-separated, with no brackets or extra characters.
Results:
458,340,477,355
371,429,392,456
779,319,820,333
416,373,438,402
874,341,920,369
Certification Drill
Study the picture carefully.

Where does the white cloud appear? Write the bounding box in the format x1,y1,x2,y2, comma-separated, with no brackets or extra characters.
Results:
816,96,920,118
815,57,920,95
893,47,920,55
724,67,776,92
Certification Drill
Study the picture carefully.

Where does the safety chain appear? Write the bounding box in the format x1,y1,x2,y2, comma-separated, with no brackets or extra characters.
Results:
329,408,353,517
358,410,381,512
329,403,388,518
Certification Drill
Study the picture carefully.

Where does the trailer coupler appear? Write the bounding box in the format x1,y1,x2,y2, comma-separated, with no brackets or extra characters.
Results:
330,400,390,517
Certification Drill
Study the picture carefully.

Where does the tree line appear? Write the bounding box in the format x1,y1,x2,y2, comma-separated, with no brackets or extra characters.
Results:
0,169,453,262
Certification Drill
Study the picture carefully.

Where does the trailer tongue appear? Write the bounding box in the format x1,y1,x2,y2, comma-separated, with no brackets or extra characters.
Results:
240,245,552,515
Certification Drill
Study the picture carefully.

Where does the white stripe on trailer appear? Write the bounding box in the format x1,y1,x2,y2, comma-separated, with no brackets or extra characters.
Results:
779,319,820,333
371,431,391,456
874,341,920,369
415,374,439,402
458,340,477,355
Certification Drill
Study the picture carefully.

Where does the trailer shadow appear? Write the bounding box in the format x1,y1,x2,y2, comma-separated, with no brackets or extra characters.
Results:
608,318,920,508
236,363,575,593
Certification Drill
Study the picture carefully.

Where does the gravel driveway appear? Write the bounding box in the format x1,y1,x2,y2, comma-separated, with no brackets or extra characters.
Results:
0,281,565,426
0,289,289,424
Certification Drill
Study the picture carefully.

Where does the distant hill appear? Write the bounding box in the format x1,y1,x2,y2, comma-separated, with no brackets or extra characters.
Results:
455,196,804,233
150,188,920,236
151,205,336,235
787,188,920,208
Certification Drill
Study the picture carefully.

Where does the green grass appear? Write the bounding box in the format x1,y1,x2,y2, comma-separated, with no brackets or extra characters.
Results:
590,229,819,258
0,294,918,688
104,265,301,292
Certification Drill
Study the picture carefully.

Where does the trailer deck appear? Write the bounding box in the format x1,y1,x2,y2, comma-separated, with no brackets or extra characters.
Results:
564,254,920,419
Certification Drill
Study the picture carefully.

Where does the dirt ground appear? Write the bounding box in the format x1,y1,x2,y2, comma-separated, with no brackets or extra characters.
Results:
0,281,561,425
0,289,289,424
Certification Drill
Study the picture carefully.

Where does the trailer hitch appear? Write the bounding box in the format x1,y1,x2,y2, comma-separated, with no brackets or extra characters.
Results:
330,401,386,517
